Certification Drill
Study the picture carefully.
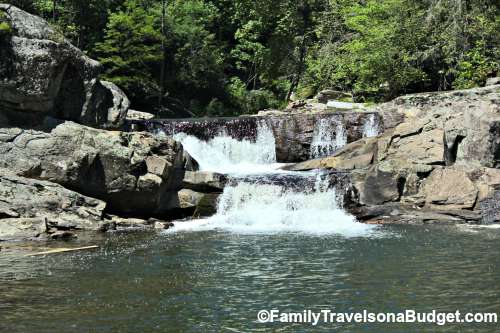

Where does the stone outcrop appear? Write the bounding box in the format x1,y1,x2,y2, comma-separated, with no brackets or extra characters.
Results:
287,85,500,224
139,112,387,163
0,4,128,129
0,120,186,216
0,170,106,240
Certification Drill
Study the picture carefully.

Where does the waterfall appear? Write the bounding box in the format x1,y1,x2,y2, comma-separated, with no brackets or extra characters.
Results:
167,116,378,237
171,172,375,236
310,117,347,159
363,114,380,138
173,121,279,174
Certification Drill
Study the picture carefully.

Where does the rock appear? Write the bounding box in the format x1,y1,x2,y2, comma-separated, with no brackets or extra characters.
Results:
485,77,500,86
177,189,220,218
154,221,174,230
178,189,205,209
286,137,377,171
326,101,365,110
266,112,383,162
350,204,480,225
50,231,77,240
286,100,307,109
0,170,106,234
315,90,353,104
193,193,220,218
387,128,446,166
82,80,130,129
0,218,47,241
480,191,500,224
0,5,128,129
0,121,185,216
126,110,155,121
420,168,478,210
182,171,227,192
356,165,402,205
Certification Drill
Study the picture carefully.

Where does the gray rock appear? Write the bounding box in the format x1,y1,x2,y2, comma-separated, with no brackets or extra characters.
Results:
0,218,47,241
0,121,185,216
0,170,106,236
126,110,155,121
421,168,478,210
182,171,227,192
315,90,353,104
0,5,128,129
82,80,130,129
485,77,500,86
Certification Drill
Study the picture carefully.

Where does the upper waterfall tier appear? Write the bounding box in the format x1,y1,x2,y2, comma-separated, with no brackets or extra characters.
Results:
129,112,384,163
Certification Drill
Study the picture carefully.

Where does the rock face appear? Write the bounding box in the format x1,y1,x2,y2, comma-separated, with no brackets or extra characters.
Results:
0,121,186,216
0,5,128,129
0,170,106,239
288,85,500,224
137,112,386,163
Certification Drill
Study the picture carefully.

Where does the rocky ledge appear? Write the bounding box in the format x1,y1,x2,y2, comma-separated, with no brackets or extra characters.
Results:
0,6,212,241
286,85,500,224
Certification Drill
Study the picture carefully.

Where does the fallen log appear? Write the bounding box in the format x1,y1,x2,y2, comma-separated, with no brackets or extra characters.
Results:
25,245,99,256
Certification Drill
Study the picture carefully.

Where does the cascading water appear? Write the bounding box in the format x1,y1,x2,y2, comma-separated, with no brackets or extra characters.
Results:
173,121,279,174
172,173,374,236
169,119,377,237
310,117,347,159
363,114,380,138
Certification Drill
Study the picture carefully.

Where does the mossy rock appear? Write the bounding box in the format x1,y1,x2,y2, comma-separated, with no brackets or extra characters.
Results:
0,11,12,39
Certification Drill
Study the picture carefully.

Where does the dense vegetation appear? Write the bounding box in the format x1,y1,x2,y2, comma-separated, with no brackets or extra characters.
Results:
4,0,500,116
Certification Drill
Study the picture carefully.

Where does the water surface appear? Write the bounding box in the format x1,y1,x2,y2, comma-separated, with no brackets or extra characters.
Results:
1,225,499,332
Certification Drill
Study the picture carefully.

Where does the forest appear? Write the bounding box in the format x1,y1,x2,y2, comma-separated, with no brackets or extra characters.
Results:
3,0,499,117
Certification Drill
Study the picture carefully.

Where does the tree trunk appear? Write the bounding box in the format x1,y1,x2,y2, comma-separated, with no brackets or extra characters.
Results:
159,0,167,111
52,0,56,21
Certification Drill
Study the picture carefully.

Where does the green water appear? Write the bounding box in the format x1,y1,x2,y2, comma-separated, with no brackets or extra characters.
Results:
1,225,499,332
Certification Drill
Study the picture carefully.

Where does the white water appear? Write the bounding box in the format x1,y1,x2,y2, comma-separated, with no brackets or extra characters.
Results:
170,174,375,236
363,114,380,138
310,118,347,159
173,121,281,174
169,118,377,237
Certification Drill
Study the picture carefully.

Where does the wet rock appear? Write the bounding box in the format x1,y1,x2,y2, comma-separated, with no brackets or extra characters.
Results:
178,189,205,209
154,221,174,230
177,189,220,218
193,193,220,218
182,171,227,192
50,231,77,241
284,137,377,171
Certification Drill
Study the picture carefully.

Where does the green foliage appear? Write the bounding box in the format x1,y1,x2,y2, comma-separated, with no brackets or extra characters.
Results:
95,0,163,108
3,0,499,113
0,11,12,39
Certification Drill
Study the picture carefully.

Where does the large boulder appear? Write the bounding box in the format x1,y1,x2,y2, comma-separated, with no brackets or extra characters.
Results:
0,120,186,216
0,170,106,238
420,168,478,210
0,5,128,129
284,85,500,223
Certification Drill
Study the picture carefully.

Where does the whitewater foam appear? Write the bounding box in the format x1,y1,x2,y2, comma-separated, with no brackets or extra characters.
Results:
363,114,380,138
169,173,376,237
168,118,379,237
173,121,281,174
310,117,347,159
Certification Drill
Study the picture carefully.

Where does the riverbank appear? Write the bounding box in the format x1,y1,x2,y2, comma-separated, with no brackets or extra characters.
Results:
0,5,499,244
